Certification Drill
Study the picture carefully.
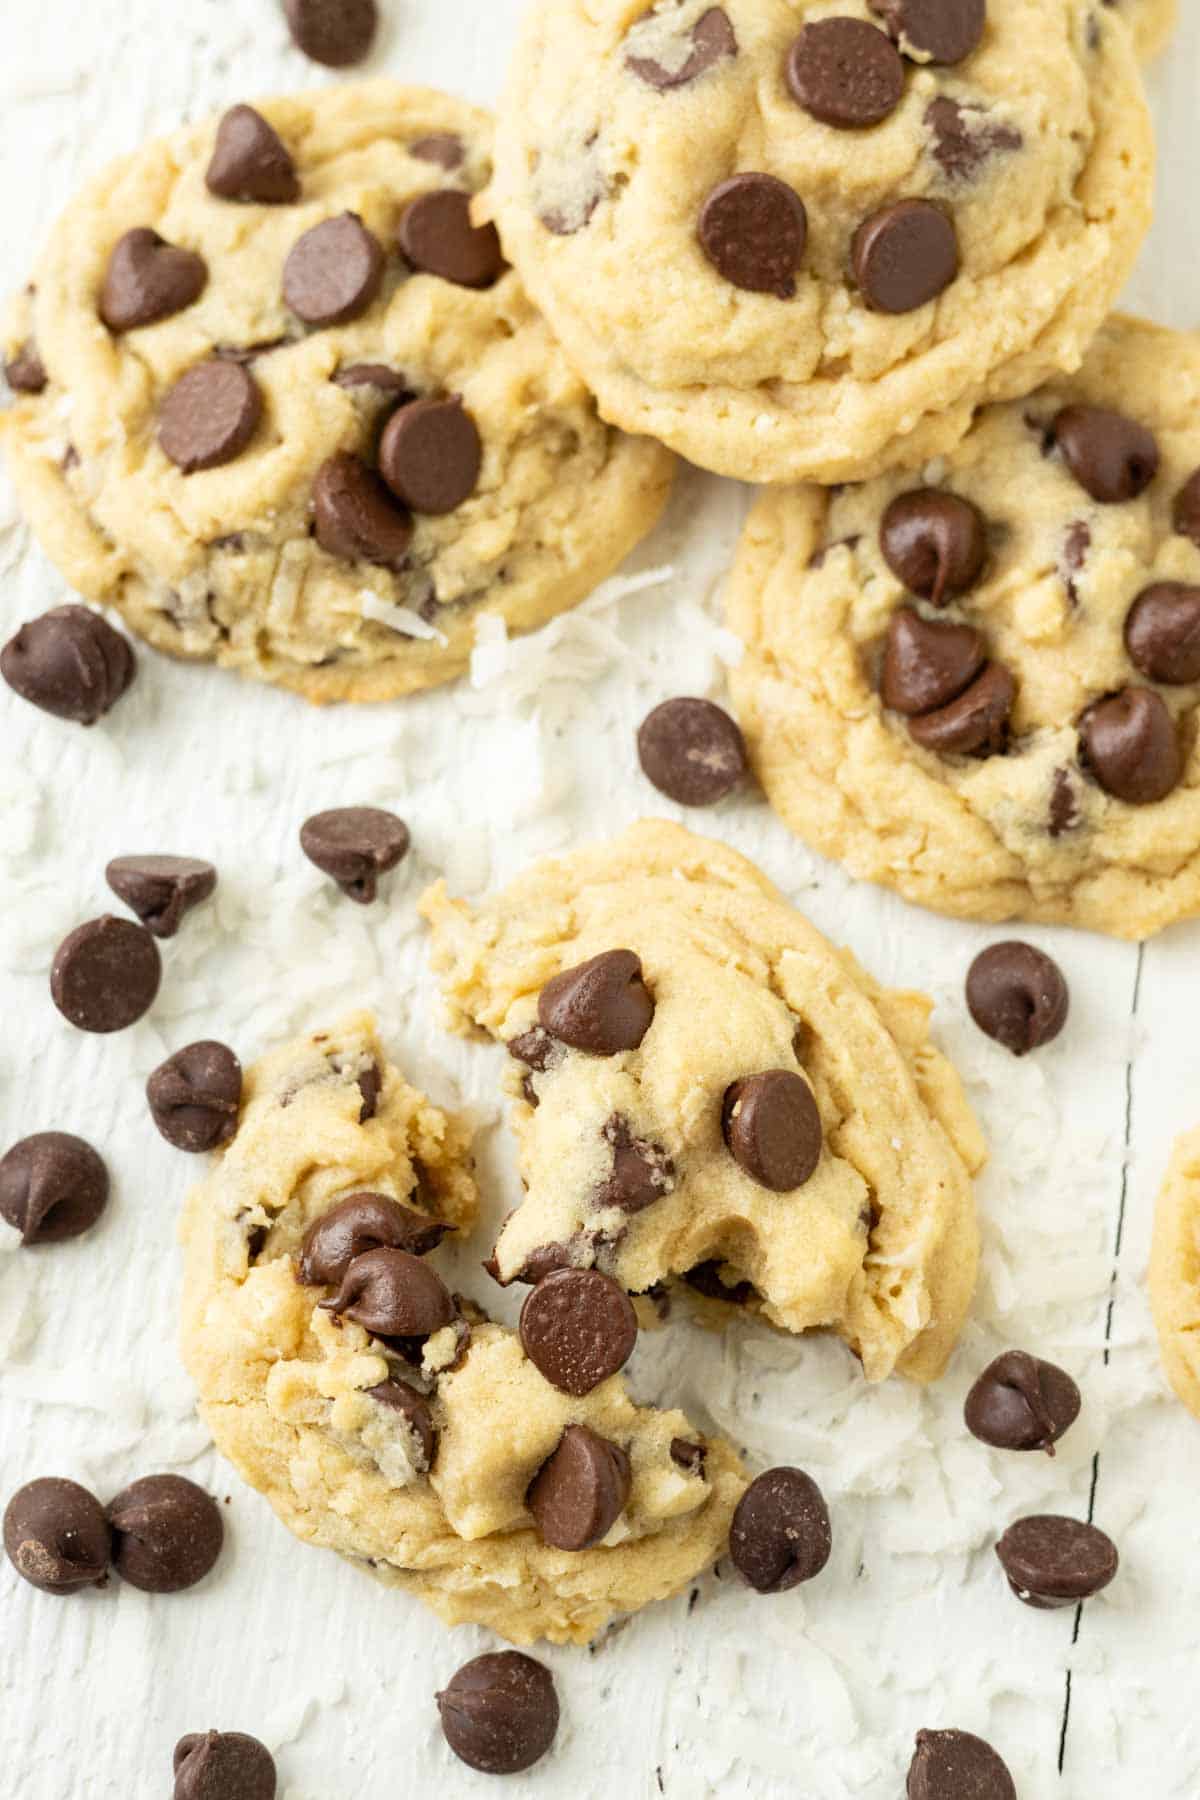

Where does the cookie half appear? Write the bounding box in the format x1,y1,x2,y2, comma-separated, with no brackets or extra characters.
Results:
1150,1125,1200,1419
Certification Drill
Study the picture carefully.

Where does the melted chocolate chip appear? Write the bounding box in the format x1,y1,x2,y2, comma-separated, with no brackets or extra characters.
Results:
519,1268,638,1396
283,213,384,327
159,359,262,473
879,489,988,603
0,1132,109,1245
637,697,747,805
670,1438,707,1475
173,1732,277,1800
299,1193,449,1286
398,190,504,288
730,1467,832,1593
906,1729,1016,1800
1078,686,1181,804
320,1246,455,1337
868,0,986,63
99,229,207,333
105,855,216,939
627,5,737,88
1,604,135,724
698,174,808,297
410,133,465,170
284,0,377,66
507,1026,559,1072
596,1115,675,1213
852,199,958,313
1173,469,1200,548
1048,766,1079,837
906,662,1014,756
964,1350,1081,1453
881,608,987,715
5,341,47,393
378,395,482,515
333,362,410,393
683,1260,756,1305
1124,583,1200,684
107,1475,223,1593
527,1423,631,1551
925,96,1022,181
722,1071,822,1191
437,1652,560,1775
966,942,1069,1055
312,452,414,571
995,1514,1118,1609
1051,405,1159,503
538,950,655,1055
786,19,905,129
206,105,299,203
3,1477,110,1594
1062,518,1091,603
299,805,410,902
146,1041,243,1153
50,916,161,1033
367,1378,436,1468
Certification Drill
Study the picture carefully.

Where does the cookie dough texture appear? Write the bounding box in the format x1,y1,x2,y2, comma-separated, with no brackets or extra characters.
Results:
422,822,985,1383
1150,1126,1200,1419
729,316,1200,939
180,1015,744,1645
1123,0,1177,59
0,83,673,704
485,0,1153,484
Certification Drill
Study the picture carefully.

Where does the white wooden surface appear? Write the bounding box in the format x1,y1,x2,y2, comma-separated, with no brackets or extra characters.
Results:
1,5,1198,1796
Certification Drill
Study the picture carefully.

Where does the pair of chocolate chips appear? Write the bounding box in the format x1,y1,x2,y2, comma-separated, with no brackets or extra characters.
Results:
4,1473,223,1596
299,805,410,903
787,0,985,131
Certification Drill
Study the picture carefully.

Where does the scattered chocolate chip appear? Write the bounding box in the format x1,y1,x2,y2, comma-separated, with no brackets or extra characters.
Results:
786,19,905,129
925,96,1021,180
879,489,988,604
637,697,747,805
3,1477,110,1594
670,1438,707,1475
107,1474,223,1593
1,604,134,724
1124,583,1200,685
906,1729,1016,1800
1051,405,1159,503
284,0,377,65
158,358,262,474
881,607,986,715
539,950,654,1055
906,662,1014,756
0,1132,108,1245
507,1026,558,1072
995,1514,1118,1609
50,916,161,1034
527,1423,631,1551
398,190,504,288
965,942,1068,1056
174,1732,277,1800
627,5,737,88
852,199,957,313
4,341,47,393
99,228,207,333
206,105,299,204
146,1041,242,1153
698,173,808,298
965,1350,1080,1453
868,0,986,63
320,1246,455,1337
312,452,414,571
410,132,465,170
729,1467,832,1593
367,1378,436,1469
299,805,410,902
683,1260,756,1305
378,395,482,515
437,1652,559,1775
596,1115,675,1213
1173,469,1200,548
519,1268,638,1396
722,1071,822,1191
1048,766,1079,837
105,855,217,939
299,1193,449,1286
1078,686,1181,804
283,213,384,327
333,362,410,392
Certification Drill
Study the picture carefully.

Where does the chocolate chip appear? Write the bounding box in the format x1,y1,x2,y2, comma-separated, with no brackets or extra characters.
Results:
410,132,465,170
879,489,988,604
1124,583,1200,685
786,19,905,128
1048,766,1079,837
299,1193,449,1286
333,362,410,392
312,452,414,571
1,604,134,724
99,228,207,333
105,855,217,939
158,359,262,474
1173,469,1200,547
670,1438,707,1475
1078,686,1181,804
378,395,482,515
1051,405,1159,503
5,341,47,393
906,1729,1016,1800
596,1115,675,1212
284,0,377,65
508,1026,559,1072
698,173,808,298
683,1260,756,1305
1062,518,1091,604
3,1477,110,1594
539,950,654,1055
925,97,1022,181
729,1467,832,1593
906,662,1014,756
722,1071,822,1191
503,1240,583,1286
283,213,384,326
527,1423,631,1551
437,1652,559,1775
206,106,299,203
627,5,737,88
966,942,1069,1055
146,1041,242,1153
50,916,161,1033
995,1514,1119,1609
868,0,986,63
519,1268,638,1396
367,1378,436,1469
398,190,504,288
881,608,987,715
852,199,958,313
965,1350,1081,1453
320,1247,455,1337
174,1732,277,1800
299,805,410,902
356,1063,383,1122
107,1474,223,1593
0,1132,108,1245
637,697,747,805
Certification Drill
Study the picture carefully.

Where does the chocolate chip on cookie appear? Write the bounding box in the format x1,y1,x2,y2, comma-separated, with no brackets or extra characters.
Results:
159,359,262,474
410,132,465,170
398,190,505,288
284,0,378,66
312,452,414,570
637,697,747,806
1051,404,1159,502
1048,765,1079,837
1124,583,1200,685
147,1042,243,1153
1078,686,1181,803
684,1260,756,1305
729,1467,832,1593
906,662,1014,755
174,1733,276,1800
206,105,299,203
105,855,217,939
107,1474,223,1593
925,97,1022,181
868,0,986,64
626,5,737,88
367,1378,437,1468
965,1350,1081,1453
698,174,808,298
299,805,411,903
786,19,905,129
333,362,411,393
437,1651,560,1775
378,395,482,515
527,1423,632,1550
3,1477,110,1594
50,916,161,1033
965,942,1068,1056
1173,469,1200,548
906,1729,1016,1800
0,1132,109,1245
299,1194,450,1286
596,1115,675,1212
670,1438,707,1475
5,341,47,394
507,1026,559,1072
284,212,385,326
519,1268,638,1396
852,200,958,313
539,949,655,1055
881,609,987,715
880,489,988,604
995,1514,1118,1609
320,1246,455,1337
1,604,135,724
99,228,207,333
722,1071,822,1191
